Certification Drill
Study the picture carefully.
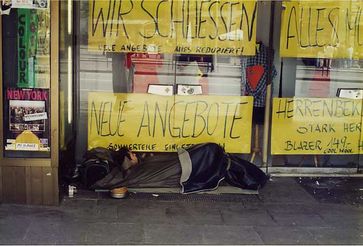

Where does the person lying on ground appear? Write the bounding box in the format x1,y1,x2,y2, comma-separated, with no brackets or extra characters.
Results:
92,143,269,194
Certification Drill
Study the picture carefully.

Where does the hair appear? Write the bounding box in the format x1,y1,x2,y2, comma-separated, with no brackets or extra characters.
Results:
113,147,137,171
113,147,131,164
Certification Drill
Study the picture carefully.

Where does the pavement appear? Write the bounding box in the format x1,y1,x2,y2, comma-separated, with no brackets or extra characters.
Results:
0,177,363,245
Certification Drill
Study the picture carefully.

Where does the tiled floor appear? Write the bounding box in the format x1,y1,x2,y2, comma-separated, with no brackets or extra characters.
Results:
0,177,362,245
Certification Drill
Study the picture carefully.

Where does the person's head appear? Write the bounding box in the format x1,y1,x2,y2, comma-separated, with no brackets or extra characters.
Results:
115,147,139,170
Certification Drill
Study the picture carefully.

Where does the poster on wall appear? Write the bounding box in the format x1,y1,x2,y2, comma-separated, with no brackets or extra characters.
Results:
4,88,50,152
271,97,362,155
280,0,363,58
0,0,12,15
34,10,50,88
88,0,257,56
17,8,50,88
88,93,253,153
12,0,48,9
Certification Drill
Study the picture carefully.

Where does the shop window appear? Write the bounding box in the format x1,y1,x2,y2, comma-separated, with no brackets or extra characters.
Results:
71,0,362,173
74,0,260,162
270,1,363,169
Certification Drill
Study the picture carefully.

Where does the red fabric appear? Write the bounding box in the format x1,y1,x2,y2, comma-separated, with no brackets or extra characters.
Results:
309,69,330,97
125,53,135,69
246,65,264,91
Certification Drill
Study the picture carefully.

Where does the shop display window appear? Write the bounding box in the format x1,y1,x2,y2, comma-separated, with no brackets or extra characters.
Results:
270,1,363,168
67,0,362,171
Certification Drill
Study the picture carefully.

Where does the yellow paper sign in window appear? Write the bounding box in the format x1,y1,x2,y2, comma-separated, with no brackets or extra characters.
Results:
280,0,363,58
88,0,257,56
88,93,253,153
271,98,362,155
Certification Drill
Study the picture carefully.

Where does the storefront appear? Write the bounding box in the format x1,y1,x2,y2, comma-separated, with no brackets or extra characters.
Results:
1,0,362,205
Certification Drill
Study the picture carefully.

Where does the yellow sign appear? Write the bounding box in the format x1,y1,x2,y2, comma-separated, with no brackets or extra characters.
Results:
88,93,253,153
271,98,362,155
280,0,363,58
88,0,257,56
14,130,41,151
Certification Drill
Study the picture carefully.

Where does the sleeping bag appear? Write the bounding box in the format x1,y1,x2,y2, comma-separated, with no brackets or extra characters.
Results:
92,143,269,193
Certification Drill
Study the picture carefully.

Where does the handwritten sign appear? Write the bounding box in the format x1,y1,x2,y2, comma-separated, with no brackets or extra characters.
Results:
88,0,257,56
271,98,362,155
280,0,363,58
88,93,253,153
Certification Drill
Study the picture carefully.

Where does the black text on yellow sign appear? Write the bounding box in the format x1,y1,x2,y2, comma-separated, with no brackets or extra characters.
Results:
88,0,257,56
280,0,363,58
88,93,253,153
271,98,362,155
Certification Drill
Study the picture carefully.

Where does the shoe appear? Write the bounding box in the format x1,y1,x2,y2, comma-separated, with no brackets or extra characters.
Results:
110,187,128,199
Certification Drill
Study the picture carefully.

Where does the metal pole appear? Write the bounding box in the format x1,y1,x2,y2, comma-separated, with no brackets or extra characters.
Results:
262,1,276,171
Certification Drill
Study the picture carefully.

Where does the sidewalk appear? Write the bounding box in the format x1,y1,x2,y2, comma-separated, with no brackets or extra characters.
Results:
0,177,362,245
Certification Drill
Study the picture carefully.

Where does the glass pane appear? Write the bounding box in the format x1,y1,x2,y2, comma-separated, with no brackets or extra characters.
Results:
76,0,258,161
271,0,362,168
2,5,51,158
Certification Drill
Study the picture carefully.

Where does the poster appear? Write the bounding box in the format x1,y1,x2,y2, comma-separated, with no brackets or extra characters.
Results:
88,93,253,153
0,0,12,15
34,10,51,88
17,8,50,88
4,88,50,151
271,98,362,155
280,0,363,58
88,0,257,56
12,0,48,9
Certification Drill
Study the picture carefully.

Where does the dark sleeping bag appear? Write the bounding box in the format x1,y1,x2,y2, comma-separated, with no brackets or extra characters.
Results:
178,143,228,194
178,143,269,193
224,154,269,190
91,143,269,193
91,153,182,190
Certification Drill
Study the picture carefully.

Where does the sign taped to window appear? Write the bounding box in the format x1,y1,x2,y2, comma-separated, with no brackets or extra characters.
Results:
88,93,253,153
88,0,257,56
280,0,363,58
271,98,363,155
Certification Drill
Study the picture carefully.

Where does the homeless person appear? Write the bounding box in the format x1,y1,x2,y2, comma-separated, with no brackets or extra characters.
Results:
91,143,269,194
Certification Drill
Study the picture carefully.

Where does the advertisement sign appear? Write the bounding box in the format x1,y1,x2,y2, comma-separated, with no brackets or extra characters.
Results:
17,8,37,88
88,0,257,56
0,0,12,15
17,9,50,88
34,10,50,88
88,93,253,153
4,88,50,152
12,0,48,9
280,0,363,58
271,98,362,155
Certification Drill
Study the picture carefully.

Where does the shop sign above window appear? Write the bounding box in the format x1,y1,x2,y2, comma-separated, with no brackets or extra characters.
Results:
280,0,363,59
88,0,257,56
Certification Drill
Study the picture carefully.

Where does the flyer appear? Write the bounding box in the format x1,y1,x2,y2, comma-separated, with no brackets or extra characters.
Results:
12,0,48,9
4,88,50,152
